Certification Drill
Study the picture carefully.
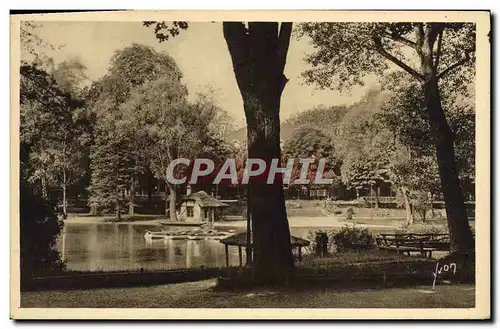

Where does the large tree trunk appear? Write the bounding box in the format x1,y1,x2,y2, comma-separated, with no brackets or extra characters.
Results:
224,22,295,284
418,28,474,251
129,175,136,216
165,181,177,221
422,78,474,251
115,199,121,221
429,192,435,218
401,187,413,226
62,169,67,218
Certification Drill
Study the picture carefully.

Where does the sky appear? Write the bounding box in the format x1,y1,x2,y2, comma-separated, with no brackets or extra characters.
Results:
24,21,377,127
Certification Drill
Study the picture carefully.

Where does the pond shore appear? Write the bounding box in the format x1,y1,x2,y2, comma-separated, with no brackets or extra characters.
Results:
64,214,404,230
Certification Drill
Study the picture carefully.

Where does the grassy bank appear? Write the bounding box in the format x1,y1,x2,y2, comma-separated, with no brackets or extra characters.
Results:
21,279,475,308
21,267,224,292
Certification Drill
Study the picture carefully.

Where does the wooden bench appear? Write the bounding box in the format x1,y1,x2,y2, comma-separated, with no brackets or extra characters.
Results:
376,234,443,258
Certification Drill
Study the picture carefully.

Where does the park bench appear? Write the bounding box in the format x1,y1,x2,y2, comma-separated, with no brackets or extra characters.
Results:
375,233,450,258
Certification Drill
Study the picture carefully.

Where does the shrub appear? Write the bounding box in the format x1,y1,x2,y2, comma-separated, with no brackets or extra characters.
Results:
20,182,66,278
396,223,448,235
332,225,375,252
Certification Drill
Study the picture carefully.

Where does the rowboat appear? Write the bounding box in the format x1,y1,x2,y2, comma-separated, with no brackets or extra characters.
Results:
186,235,204,241
159,221,206,227
144,231,169,240
168,235,189,240
145,228,236,241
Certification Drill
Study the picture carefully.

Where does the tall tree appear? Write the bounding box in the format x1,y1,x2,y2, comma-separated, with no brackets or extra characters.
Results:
380,76,475,221
121,76,192,221
19,24,69,280
20,63,88,215
282,126,340,197
145,21,295,283
298,22,475,251
87,44,184,219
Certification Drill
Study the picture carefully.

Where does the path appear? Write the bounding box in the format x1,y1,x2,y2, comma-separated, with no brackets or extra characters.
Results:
21,279,475,309
217,216,398,230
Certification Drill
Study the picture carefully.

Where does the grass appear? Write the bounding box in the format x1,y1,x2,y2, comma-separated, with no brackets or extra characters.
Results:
20,278,475,308
298,250,406,268
21,248,474,308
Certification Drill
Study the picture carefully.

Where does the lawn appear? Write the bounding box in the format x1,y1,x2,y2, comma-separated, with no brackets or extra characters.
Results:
21,278,475,308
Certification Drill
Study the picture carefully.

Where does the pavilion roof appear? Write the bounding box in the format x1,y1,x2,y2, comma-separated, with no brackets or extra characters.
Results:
182,191,229,208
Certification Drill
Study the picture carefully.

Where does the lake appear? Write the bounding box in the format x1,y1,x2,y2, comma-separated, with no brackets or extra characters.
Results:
57,222,320,272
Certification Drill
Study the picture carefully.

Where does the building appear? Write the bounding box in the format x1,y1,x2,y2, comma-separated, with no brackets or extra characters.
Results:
178,190,230,224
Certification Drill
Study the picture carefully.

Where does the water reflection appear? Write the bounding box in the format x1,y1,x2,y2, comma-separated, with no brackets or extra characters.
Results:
58,223,245,271
58,223,327,272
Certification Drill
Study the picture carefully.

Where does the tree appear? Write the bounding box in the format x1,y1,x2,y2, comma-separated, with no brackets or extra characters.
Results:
298,22,475,252
122,77,196,221
330,89,393,207
87,117,133,220
20,62,88,216
19,25,68,280
380,76,475,223
284,104,349,140
20,179,65,279
282,126,340,197
341,152,391,207
145,21,296,283
87,44,184,219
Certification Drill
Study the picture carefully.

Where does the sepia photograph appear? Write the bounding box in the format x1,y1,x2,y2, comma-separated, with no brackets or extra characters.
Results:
10,10,490,320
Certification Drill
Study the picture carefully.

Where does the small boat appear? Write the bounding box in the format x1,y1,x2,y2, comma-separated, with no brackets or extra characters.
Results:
170,235,189,240
205,235,229,241
187,235,204,241
144,231,169,240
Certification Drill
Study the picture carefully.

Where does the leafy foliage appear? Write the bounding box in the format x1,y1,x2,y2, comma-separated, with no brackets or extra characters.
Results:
332,225,375,252
20,180,65,277
297,22,475,91
282,126,340,186
20,62,90,203
86,44,187,216
143,21,189,42
86,44,233,217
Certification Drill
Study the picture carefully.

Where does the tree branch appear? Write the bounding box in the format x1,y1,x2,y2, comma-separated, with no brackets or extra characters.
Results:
428,23,445,48
373,37,424,81
437,49,473,80
434,28,444,72
382,31,417,49
414,23,425,48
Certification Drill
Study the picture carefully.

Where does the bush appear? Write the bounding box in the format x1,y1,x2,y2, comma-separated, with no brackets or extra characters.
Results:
332,225,375,252
20,182,66,278
396,223,448,235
